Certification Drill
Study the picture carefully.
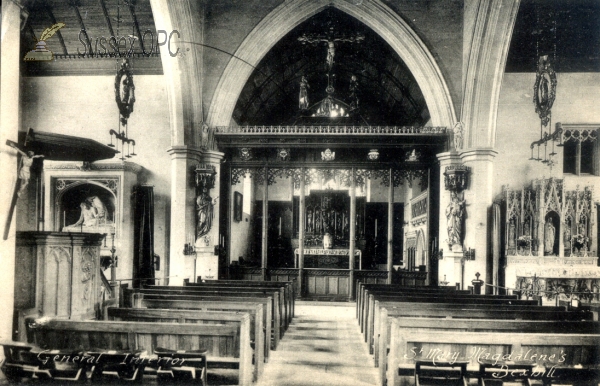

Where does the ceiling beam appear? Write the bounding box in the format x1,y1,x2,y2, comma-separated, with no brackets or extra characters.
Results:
97,0,116,38
45,4,68,55
126,0,146,53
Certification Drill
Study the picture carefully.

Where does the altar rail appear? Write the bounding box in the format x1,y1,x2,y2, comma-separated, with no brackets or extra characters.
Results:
229,267,425,300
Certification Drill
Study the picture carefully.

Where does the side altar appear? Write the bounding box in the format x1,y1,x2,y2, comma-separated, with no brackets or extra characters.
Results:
503,178,600,303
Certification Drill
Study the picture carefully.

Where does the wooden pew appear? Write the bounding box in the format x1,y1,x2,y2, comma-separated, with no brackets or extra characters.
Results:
355,283,469,320
149,284,288,333
128,287,283,349
137,297,272,362
364,294,539,342
376,307,599,381
356,284,470,323
370,300,592,364
386,327,600,386
360,289,519,330
186,280,295,322
106,307,264,381
25,317,254,386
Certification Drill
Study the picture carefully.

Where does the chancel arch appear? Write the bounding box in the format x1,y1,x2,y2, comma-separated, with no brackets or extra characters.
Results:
206,0,457,128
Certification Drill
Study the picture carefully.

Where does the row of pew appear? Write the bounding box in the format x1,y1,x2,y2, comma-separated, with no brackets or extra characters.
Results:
1,280,295,385
356,283,600,386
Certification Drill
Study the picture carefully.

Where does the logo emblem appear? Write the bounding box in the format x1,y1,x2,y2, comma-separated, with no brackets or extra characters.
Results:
24,23,65,61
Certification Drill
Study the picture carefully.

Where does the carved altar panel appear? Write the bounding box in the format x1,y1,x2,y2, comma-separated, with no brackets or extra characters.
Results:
504,178,593,258
504,178,598,302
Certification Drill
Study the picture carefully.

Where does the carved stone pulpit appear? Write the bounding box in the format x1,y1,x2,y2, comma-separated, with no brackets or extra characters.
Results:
15,232,105,320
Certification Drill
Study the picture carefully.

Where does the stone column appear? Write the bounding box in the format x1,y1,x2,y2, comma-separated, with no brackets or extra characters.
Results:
0,0,22,342
386,168,394,284
349,168,356,300
167,146,203,285
436,151,462,286
460,148,497,288
194,150,224,281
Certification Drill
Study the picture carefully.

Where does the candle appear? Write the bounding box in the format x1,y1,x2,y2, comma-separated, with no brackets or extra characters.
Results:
279,218,282,236
63,211,66,227
375,219,377,238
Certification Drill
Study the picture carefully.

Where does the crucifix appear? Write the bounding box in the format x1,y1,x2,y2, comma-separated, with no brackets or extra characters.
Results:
4,140,44,240
298,27,364,72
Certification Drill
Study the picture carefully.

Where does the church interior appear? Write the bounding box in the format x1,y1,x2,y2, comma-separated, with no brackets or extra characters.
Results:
1,0,600,385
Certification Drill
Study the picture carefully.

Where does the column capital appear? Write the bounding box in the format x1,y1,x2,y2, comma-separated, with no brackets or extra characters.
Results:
167,146,224,163
200,149,225,164
436,151,462,166
459,148,498,163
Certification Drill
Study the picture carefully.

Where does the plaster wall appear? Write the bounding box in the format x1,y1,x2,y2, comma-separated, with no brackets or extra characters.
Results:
20,75,171,282
203,0,283,118
495,73,600,197
382,0,464,119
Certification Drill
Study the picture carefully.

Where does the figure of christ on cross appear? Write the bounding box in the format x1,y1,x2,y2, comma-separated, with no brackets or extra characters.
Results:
4,140,45,240
298,28,365,72
7,140,45,197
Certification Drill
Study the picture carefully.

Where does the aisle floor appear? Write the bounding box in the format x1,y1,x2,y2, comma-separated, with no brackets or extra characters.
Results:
254,301,379,386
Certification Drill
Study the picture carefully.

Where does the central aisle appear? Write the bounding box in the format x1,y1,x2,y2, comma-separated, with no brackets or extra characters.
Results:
255,301,379,386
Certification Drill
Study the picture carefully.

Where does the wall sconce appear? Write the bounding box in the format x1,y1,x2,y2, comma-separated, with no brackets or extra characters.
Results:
463,248,475,260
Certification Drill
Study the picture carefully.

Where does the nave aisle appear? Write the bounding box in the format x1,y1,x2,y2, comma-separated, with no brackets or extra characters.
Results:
254,301,379,386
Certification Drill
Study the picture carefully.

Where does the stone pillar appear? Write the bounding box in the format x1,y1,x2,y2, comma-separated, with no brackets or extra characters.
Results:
194,150,224,281
436,151,462,286
261,168,268,280
348,168,356,300
167,146,203,285
460,148,497,288
0,0,22,342
386,169,394,284
298,169,306,297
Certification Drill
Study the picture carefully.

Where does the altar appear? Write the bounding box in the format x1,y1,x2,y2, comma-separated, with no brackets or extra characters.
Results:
502,178,600,304
294,248,362,269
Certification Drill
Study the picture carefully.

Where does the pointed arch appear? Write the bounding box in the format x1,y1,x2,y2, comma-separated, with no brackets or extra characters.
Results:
206,0,456,128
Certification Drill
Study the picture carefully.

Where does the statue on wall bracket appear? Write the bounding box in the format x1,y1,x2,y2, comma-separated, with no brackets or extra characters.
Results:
194,164,217,239
443,165,470,251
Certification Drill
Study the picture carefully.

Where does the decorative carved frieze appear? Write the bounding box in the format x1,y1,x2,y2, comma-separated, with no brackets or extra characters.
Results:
443,165,469,191
56,178,118,194
215,125,448,135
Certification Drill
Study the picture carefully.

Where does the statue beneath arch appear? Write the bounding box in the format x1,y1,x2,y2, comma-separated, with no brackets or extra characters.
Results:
63,196,115,233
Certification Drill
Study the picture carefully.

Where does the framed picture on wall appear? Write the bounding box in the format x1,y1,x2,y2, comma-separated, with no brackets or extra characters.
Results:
234,192,243,222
